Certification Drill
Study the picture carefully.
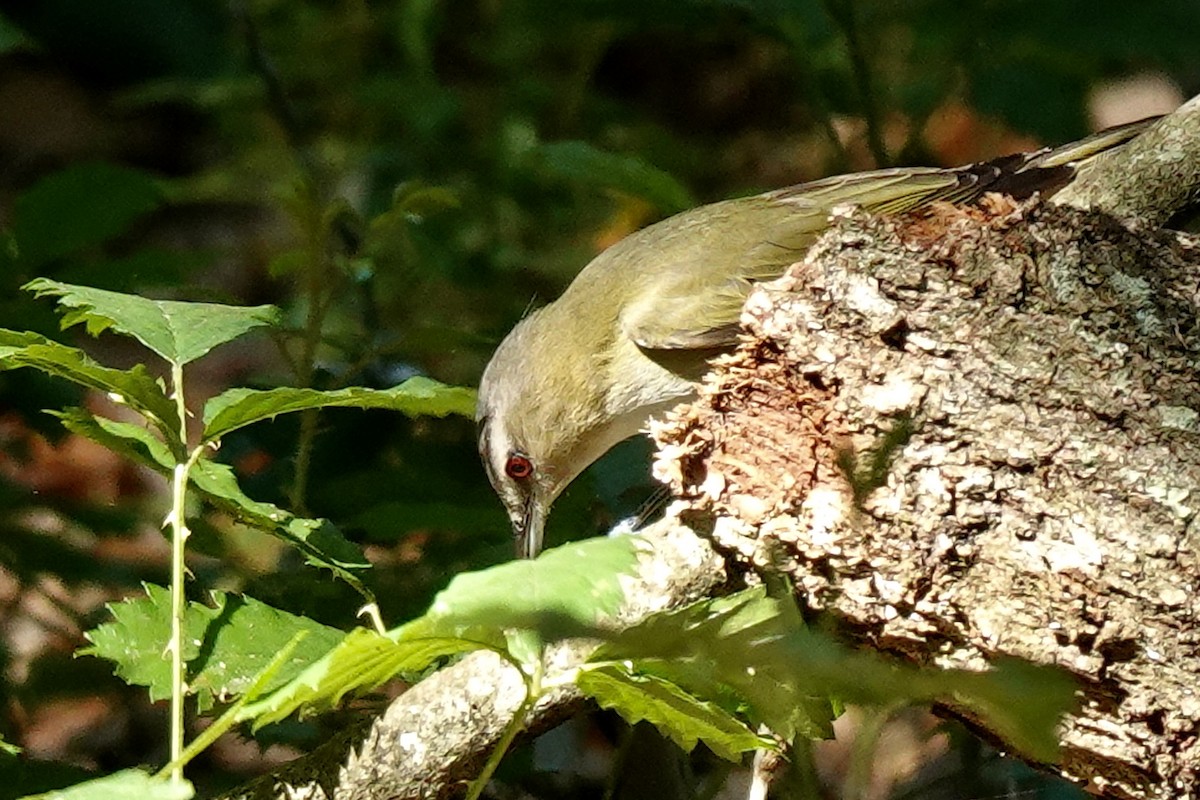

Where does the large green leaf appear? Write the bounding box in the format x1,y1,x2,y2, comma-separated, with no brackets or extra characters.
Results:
590,587,835,741
81,585,220,704
423,535,640,644
201,378,477,442
0,329,177,436
24,279,279,366
20,769,192,800
577,664,771,761
12,163,163,268
82,585,342,712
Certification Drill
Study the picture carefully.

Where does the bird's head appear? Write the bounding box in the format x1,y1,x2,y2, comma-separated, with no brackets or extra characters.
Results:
476,306,616,558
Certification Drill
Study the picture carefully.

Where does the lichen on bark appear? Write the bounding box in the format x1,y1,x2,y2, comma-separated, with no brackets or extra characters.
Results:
651,195,1200,799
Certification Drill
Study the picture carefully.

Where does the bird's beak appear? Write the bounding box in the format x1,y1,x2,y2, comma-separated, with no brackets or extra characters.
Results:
515,494,547,559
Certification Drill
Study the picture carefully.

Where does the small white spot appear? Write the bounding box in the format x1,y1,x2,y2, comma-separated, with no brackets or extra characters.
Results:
398,731,426,761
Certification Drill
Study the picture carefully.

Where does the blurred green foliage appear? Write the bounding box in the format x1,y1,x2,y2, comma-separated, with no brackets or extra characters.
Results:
0,0,1194,796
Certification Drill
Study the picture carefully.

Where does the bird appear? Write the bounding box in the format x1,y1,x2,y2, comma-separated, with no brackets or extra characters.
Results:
477,117,1155,559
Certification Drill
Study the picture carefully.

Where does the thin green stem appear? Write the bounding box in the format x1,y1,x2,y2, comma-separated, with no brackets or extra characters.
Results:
165,361,190,784
239,3,339,514
288,190,335,515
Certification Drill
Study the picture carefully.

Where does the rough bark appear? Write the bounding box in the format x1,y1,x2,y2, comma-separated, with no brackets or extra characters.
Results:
222,99,1200,800
651,99,1200,799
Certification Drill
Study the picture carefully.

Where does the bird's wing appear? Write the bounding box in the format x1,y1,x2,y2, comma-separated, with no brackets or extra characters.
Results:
625,116,1156,353
624,168,970,352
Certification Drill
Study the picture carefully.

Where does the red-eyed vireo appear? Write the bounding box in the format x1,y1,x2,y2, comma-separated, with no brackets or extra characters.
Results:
478,118,1154,558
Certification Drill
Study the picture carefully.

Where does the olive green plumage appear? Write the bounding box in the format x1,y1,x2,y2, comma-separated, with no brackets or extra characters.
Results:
477,118,1155,558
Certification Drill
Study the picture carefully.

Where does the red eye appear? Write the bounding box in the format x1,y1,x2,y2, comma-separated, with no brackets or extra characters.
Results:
505,454,534,480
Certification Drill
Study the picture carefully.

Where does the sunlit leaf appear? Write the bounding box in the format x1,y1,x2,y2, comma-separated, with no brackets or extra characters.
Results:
202,378,477,442
0,329,177,434
21,768,192,800
51,410,373,594
189,460,374,596
82,586,342,712
589,587,1073,761
24,279,279,366
238,627,478,728
578,664,771,761
590,586,835,740
242,536,642,725
423,535,640,645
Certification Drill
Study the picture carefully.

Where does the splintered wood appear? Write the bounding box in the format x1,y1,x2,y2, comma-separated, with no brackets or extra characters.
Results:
649,198,1200,800
649,350,846,545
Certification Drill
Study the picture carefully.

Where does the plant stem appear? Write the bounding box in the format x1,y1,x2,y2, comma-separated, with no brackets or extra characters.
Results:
288,190,333,515
158,633,305,779
166,361,190,784
465,690,533,800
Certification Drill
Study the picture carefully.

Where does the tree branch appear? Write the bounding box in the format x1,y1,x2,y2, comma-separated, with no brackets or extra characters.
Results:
652,100,1200,799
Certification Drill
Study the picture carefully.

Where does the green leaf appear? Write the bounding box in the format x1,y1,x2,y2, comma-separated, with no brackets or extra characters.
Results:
238,626,480,728
51,408,175,470
51,409,373,594
12,163,163,268
81,585,219,704
590,587,1074,761
189,459,374,595
187,594,344,709
21,769,192,800
531,141,696,214
201,378,477,442
0,329,177,434
577,664,771,761
423,535,641,647
82,586,343,712
391,180,461,217
23,279,280,366
591,586,835,741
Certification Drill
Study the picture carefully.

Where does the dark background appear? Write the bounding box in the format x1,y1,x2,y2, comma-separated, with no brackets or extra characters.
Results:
0,1,1195,797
